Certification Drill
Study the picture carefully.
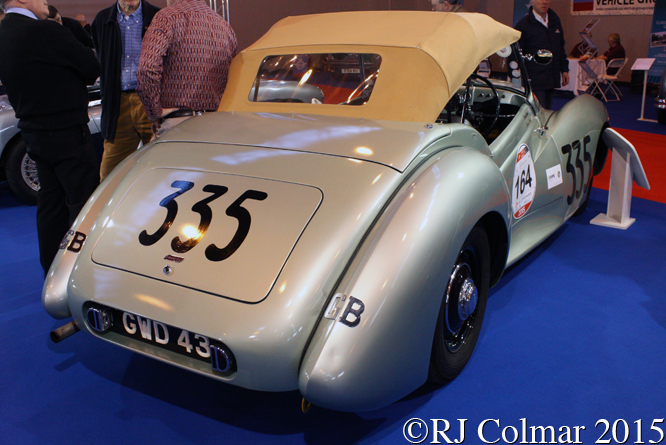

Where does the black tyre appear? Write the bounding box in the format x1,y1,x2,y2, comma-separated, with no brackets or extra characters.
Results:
5,138,39,205
658,108,666,126
429,225,490,383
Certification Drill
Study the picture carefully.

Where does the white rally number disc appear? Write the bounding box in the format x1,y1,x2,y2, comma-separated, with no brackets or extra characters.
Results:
512,144,536,219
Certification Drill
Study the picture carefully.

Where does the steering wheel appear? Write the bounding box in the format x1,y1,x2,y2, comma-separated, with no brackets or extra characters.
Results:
460,74,501,138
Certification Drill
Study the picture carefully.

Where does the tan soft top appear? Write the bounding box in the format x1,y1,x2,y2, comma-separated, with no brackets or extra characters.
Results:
219,11,521,122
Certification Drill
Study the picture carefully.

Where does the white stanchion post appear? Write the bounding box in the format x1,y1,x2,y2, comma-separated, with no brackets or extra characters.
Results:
590,147,635,229
590,128,651,230
633,58,657,123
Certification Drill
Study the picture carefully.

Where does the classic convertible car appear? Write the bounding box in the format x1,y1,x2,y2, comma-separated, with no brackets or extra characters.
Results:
0,86,102,204
43,11,644,412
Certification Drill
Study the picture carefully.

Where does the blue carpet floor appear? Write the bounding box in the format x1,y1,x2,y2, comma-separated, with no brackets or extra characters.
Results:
1,86,665,444
1,180,665,444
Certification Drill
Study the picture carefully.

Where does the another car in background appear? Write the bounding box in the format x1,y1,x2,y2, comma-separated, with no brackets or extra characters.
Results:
320,53,382,79
0,85,103,204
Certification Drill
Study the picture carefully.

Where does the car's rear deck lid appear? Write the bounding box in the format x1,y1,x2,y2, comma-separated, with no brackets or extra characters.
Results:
157,111,451,172
91,168,322,303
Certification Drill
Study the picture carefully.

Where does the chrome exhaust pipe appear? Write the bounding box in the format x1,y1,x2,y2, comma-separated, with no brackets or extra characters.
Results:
50,321,80,343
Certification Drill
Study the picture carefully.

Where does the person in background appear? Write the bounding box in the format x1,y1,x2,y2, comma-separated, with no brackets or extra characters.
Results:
515,0,569,110
136,0,236,138
600,33,626,76
46,4,60,22
47,5,93,48
569,34,592,59
597,33,625,62
75,13,91,34
91,0,159,181
580,33,625,75
431,0,464,12
580,33,625,62
0,0,100,275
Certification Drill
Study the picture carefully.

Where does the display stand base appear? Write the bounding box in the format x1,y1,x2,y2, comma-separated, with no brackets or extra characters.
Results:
590,213,635,229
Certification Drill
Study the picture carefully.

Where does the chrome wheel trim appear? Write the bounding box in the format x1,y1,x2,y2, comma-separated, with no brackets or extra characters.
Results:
444,255,479,353
21,153,40,192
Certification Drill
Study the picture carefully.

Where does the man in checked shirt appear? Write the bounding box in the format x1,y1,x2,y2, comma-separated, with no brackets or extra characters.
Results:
92,0,160,180
136,0,237,138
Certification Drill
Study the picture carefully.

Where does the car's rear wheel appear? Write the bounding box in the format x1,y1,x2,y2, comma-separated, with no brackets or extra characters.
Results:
5,138,39,205
429,225,490,383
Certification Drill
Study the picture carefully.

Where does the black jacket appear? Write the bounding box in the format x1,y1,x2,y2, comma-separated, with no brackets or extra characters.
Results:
62,16,94,48
515,7,568,91
91,1,160,140
0,13,100,131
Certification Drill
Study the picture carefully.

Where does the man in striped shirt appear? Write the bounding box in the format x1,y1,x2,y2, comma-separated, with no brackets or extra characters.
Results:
136,0,236,138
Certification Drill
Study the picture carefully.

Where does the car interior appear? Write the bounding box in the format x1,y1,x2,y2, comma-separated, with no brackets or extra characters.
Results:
249,45,536,146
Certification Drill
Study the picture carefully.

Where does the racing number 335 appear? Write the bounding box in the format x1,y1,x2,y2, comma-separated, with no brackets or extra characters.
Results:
561,136,592,205
138,180,268,261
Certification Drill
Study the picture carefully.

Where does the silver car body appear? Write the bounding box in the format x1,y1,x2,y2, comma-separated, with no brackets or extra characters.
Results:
43,12,630,411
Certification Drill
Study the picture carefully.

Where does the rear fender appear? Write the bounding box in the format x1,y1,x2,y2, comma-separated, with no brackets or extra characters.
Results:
546,94,608,177
299,147,510,412
42,144,150,319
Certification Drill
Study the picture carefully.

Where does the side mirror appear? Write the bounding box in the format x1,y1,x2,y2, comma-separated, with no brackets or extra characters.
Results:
524,49,553,65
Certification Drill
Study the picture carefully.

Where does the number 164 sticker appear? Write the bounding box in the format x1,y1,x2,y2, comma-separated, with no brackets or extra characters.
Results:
512,144,536,219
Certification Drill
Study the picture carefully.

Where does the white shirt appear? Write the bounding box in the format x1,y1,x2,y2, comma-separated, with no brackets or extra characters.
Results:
6,7,38,20
532,9,548,28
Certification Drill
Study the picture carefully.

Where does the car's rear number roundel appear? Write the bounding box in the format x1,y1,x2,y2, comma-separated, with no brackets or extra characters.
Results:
138,180,268,262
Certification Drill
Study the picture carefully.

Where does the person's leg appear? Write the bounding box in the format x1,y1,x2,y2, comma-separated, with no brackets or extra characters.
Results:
22,130,68,274
532,88,555,110
33,158,69,275
129,92,154,146
100,93,141,181
542,89,554,110
21,125,98,274
54,125,100,226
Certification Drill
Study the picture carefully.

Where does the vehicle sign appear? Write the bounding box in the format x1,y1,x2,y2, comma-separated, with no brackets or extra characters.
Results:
341,68,360,74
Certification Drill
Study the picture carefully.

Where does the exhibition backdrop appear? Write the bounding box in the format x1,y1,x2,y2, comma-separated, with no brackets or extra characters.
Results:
513,0,530,26
572,0,656,15
515,0,657,18
513,0,666,83
647,0,666,82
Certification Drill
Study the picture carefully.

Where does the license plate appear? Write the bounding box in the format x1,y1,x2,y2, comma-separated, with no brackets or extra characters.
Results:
108,308,213,363
341,68,360,74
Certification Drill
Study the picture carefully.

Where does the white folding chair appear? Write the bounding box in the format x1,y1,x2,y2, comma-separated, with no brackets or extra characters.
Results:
599,58,627,102
579,60,606,100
